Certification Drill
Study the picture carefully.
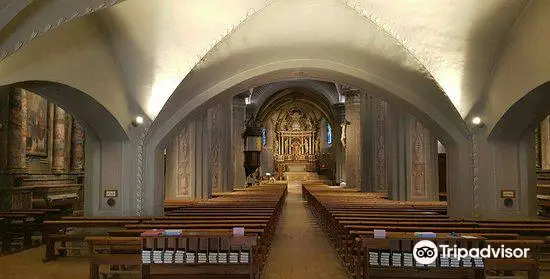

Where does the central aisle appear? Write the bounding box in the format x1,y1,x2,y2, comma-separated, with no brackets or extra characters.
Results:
262,183,349,279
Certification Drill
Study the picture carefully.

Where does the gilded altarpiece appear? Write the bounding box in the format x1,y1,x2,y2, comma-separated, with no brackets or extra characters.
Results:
267,103,329,180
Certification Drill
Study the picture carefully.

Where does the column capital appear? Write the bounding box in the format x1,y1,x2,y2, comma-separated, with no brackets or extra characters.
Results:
341,85,362,104
234,92,250,100
233,93,248,107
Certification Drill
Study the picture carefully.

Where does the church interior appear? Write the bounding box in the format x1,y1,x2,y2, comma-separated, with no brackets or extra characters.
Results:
1,0,550,278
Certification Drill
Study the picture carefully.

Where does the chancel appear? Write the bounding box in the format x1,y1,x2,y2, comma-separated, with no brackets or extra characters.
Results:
1,0,550,279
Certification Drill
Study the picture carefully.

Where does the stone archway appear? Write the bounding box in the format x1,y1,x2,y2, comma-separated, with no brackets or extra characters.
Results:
144,62,472,217
477,81,550,218
252,89,339,182
0,81,132,216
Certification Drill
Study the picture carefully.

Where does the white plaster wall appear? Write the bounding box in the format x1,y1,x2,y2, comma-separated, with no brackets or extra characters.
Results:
0,15,132,133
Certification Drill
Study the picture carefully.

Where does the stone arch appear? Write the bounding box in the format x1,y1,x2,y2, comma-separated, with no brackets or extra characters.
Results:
489,82,550,142
481,81,550,218
144,61,473,217
253,87,339,128
251,81,340,107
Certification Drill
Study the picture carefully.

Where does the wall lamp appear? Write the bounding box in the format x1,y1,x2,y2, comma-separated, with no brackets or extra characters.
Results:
131,116,144,127
471,116,484,128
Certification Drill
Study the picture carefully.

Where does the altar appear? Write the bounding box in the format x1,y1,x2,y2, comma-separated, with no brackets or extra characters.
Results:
285,162,308,172
284,171,319,181
272,108,323,180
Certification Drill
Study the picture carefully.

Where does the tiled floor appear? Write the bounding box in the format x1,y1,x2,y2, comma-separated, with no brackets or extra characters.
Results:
0,245,89,279
262,183,350,279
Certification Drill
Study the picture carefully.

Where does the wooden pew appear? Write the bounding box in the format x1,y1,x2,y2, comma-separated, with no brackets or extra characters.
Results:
357,233,487,279
82,184,286,278
140,233,260,279
483,240,543,279
86,236,142,279
0,214,35,252
302,183,550,278
42,219,141,262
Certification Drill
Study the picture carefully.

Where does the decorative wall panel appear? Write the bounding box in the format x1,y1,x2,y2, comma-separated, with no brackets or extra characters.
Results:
176,123,191,197
374,98,388,192
540,116,550,170
208,104,222,193
410,119,427,197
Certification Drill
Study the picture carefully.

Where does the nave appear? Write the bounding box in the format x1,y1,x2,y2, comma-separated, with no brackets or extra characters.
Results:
4,182,550,278
262,183,348,279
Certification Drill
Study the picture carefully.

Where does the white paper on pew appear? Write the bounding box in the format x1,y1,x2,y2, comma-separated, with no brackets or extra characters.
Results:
233,227,245,236
374,229,386,238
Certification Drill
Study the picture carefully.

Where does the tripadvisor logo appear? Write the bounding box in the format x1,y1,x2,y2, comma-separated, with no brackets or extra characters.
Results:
413,240,438,265
413,240,530,265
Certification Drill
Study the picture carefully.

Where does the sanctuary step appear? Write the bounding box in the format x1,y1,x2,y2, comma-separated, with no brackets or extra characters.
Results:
284,171,319,181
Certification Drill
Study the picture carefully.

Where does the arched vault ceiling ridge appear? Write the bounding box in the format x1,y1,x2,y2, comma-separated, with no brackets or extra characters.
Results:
192,1,275,72
344,0,529,118
344,0,453,108
0,0,125,63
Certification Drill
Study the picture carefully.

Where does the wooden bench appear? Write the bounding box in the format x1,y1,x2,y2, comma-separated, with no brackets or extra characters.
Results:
483,240,543,279
42,219,141,262
357,233,487,279
80,184,286,278
302,183,550,278
86,236,143,279
140,233,260,279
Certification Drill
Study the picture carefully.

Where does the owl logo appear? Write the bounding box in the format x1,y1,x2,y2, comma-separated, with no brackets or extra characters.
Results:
413,240,438,265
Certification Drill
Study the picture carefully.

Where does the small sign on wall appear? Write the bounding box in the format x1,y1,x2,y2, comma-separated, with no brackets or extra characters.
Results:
104,190,118,198
500,190,515,199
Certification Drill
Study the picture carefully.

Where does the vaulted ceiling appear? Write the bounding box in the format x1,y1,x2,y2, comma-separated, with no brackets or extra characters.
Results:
0,0,544,134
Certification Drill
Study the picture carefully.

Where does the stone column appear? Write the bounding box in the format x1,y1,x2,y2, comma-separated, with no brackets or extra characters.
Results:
195,110,210,199
7,88,27,172
342,86,362,188
333,103,345,184
70,119,85,172
221,99,233,192
387,107,408,200
51,105,66,172
232,94,247,188
406,115,439,201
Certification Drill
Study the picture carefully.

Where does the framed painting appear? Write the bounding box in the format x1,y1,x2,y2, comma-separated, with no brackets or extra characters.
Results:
26,92,49,156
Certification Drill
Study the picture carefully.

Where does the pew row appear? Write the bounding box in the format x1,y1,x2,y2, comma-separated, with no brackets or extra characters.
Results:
303,183,549,279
